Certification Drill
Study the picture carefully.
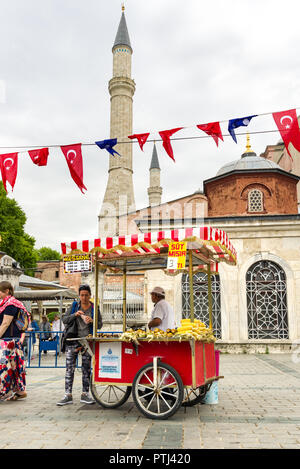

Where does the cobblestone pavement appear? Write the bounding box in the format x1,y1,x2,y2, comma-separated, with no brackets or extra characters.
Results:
0,353,300,449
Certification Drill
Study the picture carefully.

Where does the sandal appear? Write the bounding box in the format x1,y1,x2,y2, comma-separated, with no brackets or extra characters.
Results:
7,392,27,401
0,391,14,401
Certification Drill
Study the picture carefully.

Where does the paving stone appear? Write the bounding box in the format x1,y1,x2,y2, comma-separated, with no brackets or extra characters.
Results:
280,443,300,449
1,354,300,449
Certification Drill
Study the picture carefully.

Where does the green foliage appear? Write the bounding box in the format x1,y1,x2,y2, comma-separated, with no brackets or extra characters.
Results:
36,246,61,261
47,311,60,323
0,183,38,275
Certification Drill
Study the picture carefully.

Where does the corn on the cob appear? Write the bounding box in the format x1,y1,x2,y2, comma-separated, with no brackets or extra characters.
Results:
119,318,216,344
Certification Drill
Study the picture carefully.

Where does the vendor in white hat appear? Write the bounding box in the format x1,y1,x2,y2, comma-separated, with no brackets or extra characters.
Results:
148,287,175,332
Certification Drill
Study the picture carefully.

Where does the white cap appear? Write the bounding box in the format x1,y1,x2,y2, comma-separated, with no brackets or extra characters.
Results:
150,286,165,297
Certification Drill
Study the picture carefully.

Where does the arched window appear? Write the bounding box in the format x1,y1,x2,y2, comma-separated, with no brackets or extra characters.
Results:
182,272,221,338
248,189,263,212
246,260,289,339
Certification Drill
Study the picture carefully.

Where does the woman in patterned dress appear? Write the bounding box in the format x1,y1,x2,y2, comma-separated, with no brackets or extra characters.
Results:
0,281,28,401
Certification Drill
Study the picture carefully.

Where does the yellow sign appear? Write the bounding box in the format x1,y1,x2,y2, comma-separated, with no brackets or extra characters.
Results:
167,242,187,270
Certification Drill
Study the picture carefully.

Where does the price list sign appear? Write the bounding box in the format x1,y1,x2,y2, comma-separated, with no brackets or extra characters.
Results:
167,242,187,270
63,254,92,274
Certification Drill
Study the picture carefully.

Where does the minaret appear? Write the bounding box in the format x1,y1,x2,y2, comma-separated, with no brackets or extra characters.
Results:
98,6,136,237
148,143,162,206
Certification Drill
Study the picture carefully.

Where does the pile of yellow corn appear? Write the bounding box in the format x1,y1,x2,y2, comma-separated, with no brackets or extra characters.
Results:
174,319,216,342
120,319,216,344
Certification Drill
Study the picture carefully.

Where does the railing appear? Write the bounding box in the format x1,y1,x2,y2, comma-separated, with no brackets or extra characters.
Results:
24,330,126,368
24,331,80,369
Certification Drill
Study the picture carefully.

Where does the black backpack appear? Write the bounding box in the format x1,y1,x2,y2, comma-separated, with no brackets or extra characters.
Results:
61,301,79,352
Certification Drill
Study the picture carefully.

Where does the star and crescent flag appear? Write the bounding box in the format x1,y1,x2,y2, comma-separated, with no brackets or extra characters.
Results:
60,143,87,194
197,122,224,147
28,147,49,166
272,109,300,160
95,138,121,157
228,115,257,143
0,152,18,192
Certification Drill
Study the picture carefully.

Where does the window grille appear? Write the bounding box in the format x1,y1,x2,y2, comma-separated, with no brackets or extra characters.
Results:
182,272,221,339
246,260,289,339
248,189,263,212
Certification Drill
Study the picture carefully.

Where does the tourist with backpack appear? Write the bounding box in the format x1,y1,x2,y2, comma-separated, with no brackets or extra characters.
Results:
0,281,29,401
57,284,103,406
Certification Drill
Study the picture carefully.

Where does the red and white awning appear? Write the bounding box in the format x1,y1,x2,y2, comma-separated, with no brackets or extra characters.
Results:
61,227,237,265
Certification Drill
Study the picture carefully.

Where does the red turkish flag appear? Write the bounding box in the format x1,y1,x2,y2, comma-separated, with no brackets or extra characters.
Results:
28,148,49,166
197,122,223,147
128,133,150,151
60,143,87,193
158,127,183,161
0,153,18,192
273,109,300,159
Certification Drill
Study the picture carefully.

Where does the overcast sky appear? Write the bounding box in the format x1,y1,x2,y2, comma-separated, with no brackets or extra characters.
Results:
0,0,300,252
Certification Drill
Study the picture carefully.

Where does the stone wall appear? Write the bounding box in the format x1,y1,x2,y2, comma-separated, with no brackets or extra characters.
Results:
205,172,298,217
118,192,208,234
59,262,81,293
261,139,300,207
36,261,60,282
216,341,293,354
210,217,300,346
35,260,81,293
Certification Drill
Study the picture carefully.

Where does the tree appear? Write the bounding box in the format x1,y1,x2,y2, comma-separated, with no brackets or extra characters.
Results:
0,182,38,275
36,247,61,261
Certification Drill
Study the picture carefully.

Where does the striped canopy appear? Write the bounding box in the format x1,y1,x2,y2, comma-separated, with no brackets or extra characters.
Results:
61,227,237,267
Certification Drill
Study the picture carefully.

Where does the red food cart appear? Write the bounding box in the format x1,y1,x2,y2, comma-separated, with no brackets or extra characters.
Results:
61,227,237,419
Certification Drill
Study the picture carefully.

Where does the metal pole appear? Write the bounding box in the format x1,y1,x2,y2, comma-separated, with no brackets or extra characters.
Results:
123,266,127,332
207,263,213,329
59,294,63,316
188,250,194,322
94,256,99,338
188,250,196,386
59,293,63,353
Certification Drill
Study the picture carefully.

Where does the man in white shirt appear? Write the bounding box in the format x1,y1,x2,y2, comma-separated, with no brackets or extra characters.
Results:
51,314,65,339
148,287,175,332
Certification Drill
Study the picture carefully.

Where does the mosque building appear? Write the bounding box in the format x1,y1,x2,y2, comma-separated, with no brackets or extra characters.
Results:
97,8,300,352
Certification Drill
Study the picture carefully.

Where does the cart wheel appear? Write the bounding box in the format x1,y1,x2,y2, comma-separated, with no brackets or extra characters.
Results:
90,378,131,409
132,361,184,420
182,384,209,407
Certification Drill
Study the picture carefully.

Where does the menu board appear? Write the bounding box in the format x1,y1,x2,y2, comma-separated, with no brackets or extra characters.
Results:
63,254,92,274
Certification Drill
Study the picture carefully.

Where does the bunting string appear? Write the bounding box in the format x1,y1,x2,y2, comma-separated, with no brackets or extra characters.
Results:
0,107,299,193
0,128,294,150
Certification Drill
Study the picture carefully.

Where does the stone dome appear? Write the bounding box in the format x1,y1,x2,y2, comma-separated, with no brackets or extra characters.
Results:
216,150,281,177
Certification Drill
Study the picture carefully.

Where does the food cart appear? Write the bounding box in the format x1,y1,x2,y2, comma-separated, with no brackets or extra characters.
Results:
61,227,237,419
